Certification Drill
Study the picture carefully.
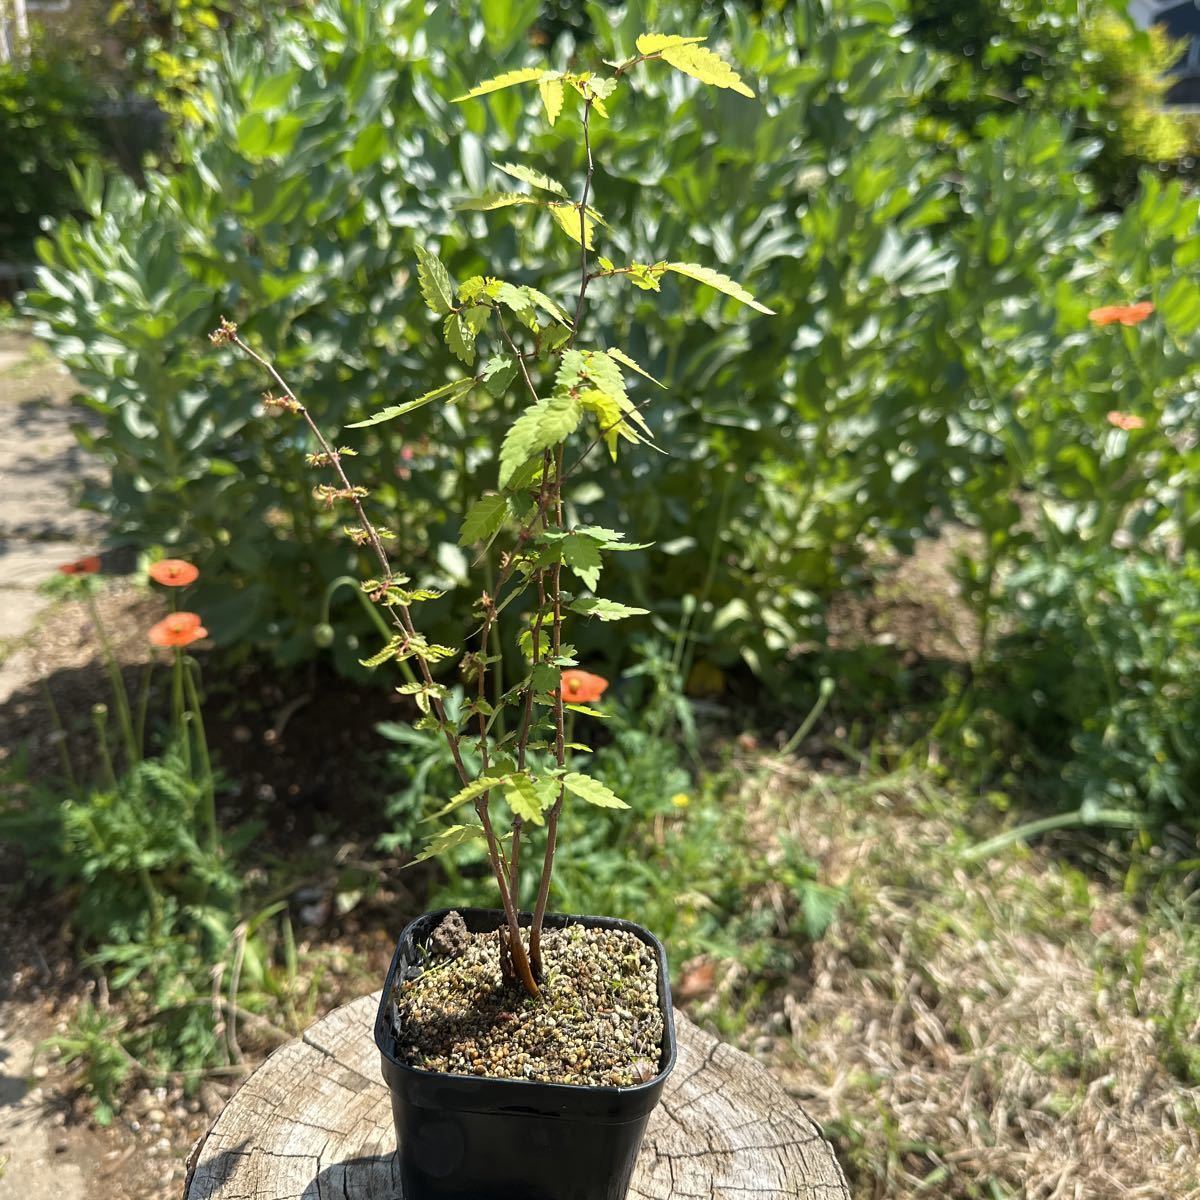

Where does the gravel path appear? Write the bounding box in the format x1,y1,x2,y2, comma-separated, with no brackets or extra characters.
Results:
0,1025,85,1200
0,331,102,702
0,329,99,1200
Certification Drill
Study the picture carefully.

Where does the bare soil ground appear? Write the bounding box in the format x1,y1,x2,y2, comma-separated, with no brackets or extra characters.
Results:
715,759,1200,1199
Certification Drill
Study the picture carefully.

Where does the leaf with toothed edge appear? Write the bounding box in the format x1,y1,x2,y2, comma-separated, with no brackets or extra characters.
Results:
498,395,581,489
665,262,775,314
635,33,707,55
562,772,629,809
415,245,455,315
459,494,508,546
408,824,486,865
453,68,546,102
347,377,474,428
495,162,569,198
539,76,564,124
658,43,755,98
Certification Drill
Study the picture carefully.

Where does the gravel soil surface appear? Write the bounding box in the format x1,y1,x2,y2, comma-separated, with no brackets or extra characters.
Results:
391,919,665,1087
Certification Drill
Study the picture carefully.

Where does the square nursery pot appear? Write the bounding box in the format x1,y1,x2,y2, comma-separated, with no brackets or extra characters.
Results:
374,907,677,1200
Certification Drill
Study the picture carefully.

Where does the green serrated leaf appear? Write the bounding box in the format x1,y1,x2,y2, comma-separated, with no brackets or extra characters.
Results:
549,202,597,249
359,637,403,669
607,347,666,388
562,771,629,809
635,33,707,55
453,67,546,103
570,598,650,621
579,388,633,458
347,377,474,429
556,349,625,401
665,262,774,314
415,245,455,315
424,774,510,824
530,662,560,691
444,313,476,366
460,494,508,546
482,354,517,397
504,773,557,825
524,286,571,325
498,395,582,489
562,533,602,589
496,161,569,198
409,823,486,864
539,76,565,124
658,43,755,98
494,282,538,328
456,192,542,212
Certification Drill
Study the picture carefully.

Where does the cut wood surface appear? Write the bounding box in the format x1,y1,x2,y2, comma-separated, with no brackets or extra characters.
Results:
184,993,849,1200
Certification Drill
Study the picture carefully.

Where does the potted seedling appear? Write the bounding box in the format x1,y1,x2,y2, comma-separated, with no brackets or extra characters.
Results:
213,31,772,1200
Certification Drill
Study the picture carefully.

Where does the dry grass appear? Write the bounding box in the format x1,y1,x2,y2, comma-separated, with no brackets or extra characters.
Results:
733,760,1200,1200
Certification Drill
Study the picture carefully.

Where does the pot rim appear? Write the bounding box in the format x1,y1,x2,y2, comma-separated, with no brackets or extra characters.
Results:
374,906,678,1099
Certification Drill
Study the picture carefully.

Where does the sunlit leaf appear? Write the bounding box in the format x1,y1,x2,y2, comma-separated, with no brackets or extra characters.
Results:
408,824,486,864
549,202,597,249
562,771,629,809
665,262,775,314
538,76,565,125
346,378,474,428
658,43,755,98
635,33,707,55
607,347,667,388
570,598,650,621
457,192,542,212
496,161,569,198
453,68,546,103
498,395,582,488
415,245,455,315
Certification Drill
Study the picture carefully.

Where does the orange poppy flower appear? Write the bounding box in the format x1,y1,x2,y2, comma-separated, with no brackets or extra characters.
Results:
1088,302,1154,327
149,612,208,648
149,559,200,587
1107,411,1145,431
58,555,101,575
560,669,609,704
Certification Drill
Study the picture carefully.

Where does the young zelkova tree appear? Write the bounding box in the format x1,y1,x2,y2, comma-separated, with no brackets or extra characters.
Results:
212,33,773,1000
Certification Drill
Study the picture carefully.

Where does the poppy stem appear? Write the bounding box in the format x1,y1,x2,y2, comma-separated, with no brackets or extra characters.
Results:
84,589,139,771
172,647,192,778
39,677,79,798
183,655,218,852
92,704,119,793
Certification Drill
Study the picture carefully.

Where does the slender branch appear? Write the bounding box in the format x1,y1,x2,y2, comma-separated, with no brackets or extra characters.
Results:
529,444,567,976
224,331,473,788
568,99,595,345
217,329,544,994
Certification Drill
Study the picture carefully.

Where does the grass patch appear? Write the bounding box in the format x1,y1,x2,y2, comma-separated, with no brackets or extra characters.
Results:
753,762,1200,1199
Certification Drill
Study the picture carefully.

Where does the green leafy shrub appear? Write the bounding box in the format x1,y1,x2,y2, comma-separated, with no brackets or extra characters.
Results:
907,0,1200,204
0,750,281,1113
23,0,1200,701
975,549,1200,830
0,42,109,261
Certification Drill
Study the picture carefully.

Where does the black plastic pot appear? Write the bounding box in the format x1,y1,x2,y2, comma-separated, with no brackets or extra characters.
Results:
374,907,677,1200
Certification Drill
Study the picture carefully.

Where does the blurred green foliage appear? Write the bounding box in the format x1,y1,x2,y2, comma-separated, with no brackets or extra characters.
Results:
0,38,110,262
908,0,1200,203
19,0,1200,833
961,550,1200,829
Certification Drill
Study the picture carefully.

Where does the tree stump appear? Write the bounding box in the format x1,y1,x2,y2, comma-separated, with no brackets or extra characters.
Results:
183,993,849,1200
